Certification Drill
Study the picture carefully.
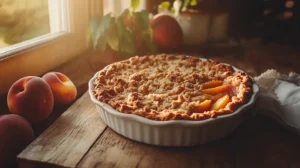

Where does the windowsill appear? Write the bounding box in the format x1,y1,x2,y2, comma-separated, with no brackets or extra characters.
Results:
0,32,88,94
0,32,70,61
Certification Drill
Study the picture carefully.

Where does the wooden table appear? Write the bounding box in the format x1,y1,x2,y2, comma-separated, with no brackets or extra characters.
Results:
17,91,300,168
4,44,300,167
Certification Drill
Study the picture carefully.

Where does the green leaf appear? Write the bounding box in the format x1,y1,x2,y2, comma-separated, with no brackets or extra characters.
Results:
190,0,197,6
182,0,190,11
133,10,157,53
116,16,135,55
173,0,182,17
119,31,135,56
107,19,119,51
142,28,157,53
158,1,171,11
98,35,108,52
134,10,150,30
86,30,91,47
89,14,111,49
171,7,175,13
89,16,101,48
131,0,140,12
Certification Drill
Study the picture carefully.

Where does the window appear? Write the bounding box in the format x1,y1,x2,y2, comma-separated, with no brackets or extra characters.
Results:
0,0,69,58
0,0,102,94
0,0,50,48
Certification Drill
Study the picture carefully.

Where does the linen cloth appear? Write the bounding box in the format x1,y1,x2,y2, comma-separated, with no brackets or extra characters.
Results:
254,69,300,131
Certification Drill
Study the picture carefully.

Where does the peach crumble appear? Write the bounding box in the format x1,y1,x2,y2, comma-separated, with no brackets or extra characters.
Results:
92,54,252,121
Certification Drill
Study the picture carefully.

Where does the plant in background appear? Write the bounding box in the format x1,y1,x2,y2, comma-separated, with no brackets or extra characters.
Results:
159,0,197,17
88,0,157,57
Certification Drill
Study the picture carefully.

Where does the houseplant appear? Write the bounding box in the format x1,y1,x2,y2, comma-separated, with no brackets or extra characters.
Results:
88,0,157,60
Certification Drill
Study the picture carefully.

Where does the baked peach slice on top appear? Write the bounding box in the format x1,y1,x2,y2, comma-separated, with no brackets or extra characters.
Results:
198,80,231,111
211,94,230,110
201,85,231,94
195,100,212,112
194,95,230,112
201,80,223,89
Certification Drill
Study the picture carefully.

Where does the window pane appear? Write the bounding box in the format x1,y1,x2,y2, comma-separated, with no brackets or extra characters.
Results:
0,0,51,48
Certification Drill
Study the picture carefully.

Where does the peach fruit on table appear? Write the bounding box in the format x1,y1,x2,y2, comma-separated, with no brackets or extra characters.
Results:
0,114,34,167
42,72,77,105
7,76,54,123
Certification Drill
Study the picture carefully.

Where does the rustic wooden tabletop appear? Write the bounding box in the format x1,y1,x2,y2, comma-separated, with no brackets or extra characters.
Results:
2,44,300,168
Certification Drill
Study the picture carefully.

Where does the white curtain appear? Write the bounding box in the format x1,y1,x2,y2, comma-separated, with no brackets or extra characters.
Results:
103,0,146,15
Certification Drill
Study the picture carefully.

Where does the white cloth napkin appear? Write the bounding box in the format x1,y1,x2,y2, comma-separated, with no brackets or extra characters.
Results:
254,69,300,131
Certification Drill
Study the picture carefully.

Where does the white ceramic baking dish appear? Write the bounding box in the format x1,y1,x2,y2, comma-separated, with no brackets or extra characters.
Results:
88,57,260,146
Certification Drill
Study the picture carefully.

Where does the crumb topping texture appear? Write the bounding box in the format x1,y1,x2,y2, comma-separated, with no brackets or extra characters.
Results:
93,55,252,121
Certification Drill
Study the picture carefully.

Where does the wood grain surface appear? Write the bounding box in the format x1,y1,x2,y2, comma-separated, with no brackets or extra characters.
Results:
17,92,300,168
78,127,235,168
7,44,300,168
18,92,107,168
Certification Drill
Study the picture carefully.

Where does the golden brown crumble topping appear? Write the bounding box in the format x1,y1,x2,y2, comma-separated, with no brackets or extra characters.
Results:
93,54,252,121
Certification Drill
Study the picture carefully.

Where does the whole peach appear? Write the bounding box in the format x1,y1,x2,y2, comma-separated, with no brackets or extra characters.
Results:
42,72,77,105
7,76,54,123
0,114,34,167
151,14,183,51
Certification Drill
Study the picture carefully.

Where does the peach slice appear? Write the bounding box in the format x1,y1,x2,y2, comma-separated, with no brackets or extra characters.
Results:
195,100,212,112
202,80,223,89
201,85,231,94
211,94,230,110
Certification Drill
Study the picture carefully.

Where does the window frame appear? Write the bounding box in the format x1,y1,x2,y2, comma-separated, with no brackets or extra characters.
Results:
0,0,103,94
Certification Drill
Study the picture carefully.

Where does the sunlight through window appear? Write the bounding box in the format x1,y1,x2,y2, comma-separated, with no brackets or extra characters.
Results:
0,0,69,58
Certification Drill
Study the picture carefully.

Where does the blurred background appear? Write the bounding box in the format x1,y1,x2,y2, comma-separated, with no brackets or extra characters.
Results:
1,0,299,48
0,0,50,48
147,0,300,46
